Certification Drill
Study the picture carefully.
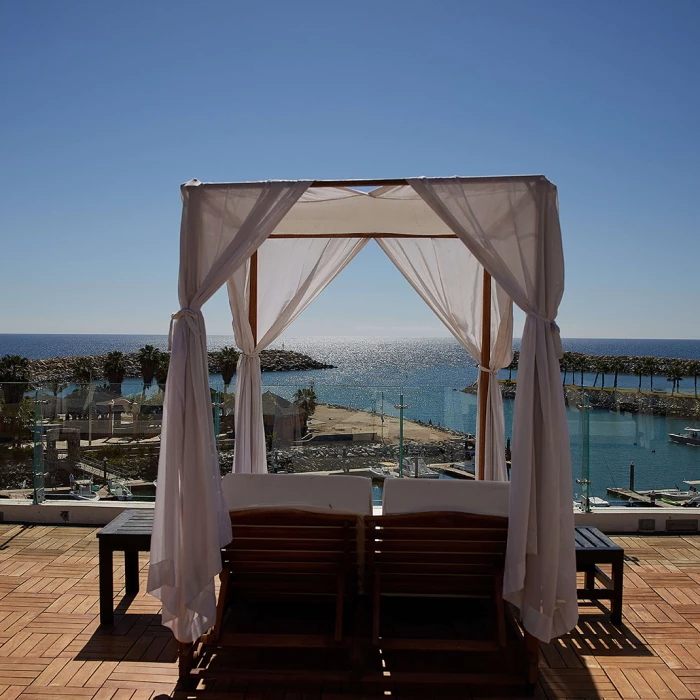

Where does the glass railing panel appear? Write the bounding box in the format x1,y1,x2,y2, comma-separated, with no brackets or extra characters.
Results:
27,380,163,502
0,382,35,499
574,379,700,509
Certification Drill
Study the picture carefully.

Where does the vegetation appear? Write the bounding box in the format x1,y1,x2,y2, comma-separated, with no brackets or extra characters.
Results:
506,357,517,382
137,345,162,397
0,355,31,404
609,357,625,389
634,360,644,391
687,360,700,398
593,359,609,389
72,357,94,385
560,352,574,386
666,363,684,396
155,354,170,393
294,381,317,417
216,346,240,392
641,357,658,391
103,351,127,394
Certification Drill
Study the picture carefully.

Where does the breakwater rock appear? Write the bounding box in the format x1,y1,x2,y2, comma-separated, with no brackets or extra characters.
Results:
462,380,517,399
28,350,334,384
564,387,700,420
508,350,699,376
464,381,700,419
218,436,472,475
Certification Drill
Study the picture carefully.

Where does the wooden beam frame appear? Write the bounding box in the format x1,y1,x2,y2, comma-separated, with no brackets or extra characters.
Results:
249,251,258,345
191,174,548,190
267,233,458,239
477,269,492,481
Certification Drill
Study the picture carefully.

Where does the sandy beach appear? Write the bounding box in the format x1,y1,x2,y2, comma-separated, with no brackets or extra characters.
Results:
307,404,466,445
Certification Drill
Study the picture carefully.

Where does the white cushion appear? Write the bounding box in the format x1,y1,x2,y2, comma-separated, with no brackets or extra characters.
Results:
382,478,509,517
221,473,373,515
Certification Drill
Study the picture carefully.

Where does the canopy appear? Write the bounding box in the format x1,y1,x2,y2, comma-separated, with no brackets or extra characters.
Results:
147,176,577,646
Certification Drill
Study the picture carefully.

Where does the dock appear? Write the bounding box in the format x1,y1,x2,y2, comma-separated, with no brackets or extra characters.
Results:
606,487,655,504
606,487,684,508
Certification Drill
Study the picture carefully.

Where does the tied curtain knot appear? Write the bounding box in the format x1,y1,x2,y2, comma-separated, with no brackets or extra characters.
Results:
527,312,562,358
168,307,202,350
478,365,498,374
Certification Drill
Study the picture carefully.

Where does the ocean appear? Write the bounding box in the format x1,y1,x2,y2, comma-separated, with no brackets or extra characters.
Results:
2,334,699,500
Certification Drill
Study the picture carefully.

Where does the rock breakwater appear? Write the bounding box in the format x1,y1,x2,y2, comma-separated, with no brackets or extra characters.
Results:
28,350,334,384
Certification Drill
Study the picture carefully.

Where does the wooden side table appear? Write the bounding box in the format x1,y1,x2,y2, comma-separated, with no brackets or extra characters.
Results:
97,509,154,625
575,525,624,624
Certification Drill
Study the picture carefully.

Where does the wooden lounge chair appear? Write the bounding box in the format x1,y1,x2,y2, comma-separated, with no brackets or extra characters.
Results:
368,478,539,687
196,474,372,681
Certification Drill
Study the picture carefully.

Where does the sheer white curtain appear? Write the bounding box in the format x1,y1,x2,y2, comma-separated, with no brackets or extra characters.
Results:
227,237,368,474
378,238,512,481
410,177,576,643
147,181,309,643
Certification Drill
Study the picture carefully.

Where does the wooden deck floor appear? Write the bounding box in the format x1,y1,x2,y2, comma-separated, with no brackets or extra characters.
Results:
0,525,698,699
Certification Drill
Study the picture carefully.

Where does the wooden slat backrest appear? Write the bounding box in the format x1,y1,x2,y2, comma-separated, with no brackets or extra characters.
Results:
367,511,508,596
225,509,358,595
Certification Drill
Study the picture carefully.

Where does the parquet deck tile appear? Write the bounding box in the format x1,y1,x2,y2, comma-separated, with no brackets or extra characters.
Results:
0,526,698,698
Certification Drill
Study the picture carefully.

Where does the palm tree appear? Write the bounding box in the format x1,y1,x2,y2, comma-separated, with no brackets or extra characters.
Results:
48,379,68,397
634,360,644,391
216,346,240,393
595,359,610,389
573,356,586,387
0,355,30,404
642,357,658,392
687,360,700,398
294,381,317,417
609,357,625,390
103,351,127,395
507,357,517,382
73,357,93,386
137,345,162,398
560,352,573,386
666,363,684,396
155,354,170,394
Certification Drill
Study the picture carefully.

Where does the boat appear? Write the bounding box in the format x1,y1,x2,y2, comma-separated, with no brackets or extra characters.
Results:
683,495,700,508
70,479,100,501
402,457,440,479
452,460,475,474
651,489,696,504
108,479,133,501
669,427,700,446
368,465,396,480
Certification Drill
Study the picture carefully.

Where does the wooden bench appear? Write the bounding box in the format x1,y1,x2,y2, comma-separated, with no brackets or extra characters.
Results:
97,509,153,625
575,525,624,624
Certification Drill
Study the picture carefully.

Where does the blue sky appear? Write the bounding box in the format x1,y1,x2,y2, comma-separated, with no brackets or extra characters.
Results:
1,1,698,339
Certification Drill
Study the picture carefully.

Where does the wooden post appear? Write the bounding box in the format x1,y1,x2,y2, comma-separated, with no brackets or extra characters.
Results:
477,269,492,481
249,251,258,345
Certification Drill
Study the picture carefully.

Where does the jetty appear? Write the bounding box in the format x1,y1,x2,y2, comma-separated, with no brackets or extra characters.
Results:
606,487,655,504
606,487,685,508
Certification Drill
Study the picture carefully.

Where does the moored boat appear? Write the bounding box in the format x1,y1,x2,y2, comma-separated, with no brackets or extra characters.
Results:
70,479,100,501
669,427,700,446
403,457,440,479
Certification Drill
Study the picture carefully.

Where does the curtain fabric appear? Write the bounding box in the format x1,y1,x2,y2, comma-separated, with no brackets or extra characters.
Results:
147,180,309,643
228,237,368,474
409,177,577,643
377,238,512,481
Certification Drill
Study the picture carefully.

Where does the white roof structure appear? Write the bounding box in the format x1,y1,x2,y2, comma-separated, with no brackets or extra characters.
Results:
147,175,576,646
